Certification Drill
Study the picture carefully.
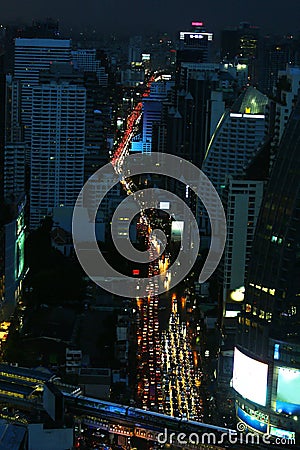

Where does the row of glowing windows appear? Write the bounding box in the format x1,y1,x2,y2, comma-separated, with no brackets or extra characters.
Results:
249,283,275,296
0,371,43,384
245,305,273,321
0,390,25,399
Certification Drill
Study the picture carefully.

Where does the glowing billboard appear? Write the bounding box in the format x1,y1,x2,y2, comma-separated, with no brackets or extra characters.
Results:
232,347,268,406
159,201,170,210
237,407,268,433
171,221,184,242
276,367,300,414
270,426,295,441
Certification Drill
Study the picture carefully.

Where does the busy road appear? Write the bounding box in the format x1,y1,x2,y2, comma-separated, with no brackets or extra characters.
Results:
110,73,204,425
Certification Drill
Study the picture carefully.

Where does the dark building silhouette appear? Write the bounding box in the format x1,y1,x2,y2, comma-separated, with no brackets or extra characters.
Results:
258,35,296,95
0,54,5,204
166,77,216,168
234,94,300,436
221,22,260,84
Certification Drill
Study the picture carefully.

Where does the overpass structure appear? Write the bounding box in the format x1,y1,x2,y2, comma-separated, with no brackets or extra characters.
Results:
0,363,235,448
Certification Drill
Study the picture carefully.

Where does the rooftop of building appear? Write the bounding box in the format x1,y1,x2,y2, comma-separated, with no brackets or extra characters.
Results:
0,363,55,383
14,38,71,47
231,86,268,115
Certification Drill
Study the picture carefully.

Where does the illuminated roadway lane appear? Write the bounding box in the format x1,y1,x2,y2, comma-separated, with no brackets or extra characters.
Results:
109,73,213,426
136,232,163,412
110,74,165,413
161,294,203,421
110,79,205,418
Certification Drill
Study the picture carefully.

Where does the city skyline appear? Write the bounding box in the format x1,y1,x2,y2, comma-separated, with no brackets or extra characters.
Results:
0,4,299,448
1,0,300,35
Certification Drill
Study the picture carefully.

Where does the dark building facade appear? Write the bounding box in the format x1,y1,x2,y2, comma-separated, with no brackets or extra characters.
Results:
234,95,300,438
221,22,260,84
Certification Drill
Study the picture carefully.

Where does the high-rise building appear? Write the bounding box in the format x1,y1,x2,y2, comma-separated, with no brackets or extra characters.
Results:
71,49,108,86
202,87,268,195
14,38,71,143
4,75,26,200
258,37,293,95
272,65,300,145
221,22,259,84
128,35,143,64
233,95,300,437
166,76,219,168
83,72,109,180
200,87,267,233
221,177,264,315
177,21,213,70
141,81,173,154
0,54,5,204
29,64,86,229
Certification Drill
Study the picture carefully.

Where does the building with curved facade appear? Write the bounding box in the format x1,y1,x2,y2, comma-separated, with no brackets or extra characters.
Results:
233,94,300,441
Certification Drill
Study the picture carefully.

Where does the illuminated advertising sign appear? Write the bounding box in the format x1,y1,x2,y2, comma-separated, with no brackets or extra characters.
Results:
276,367,300,414
16,232,25,279
141,53,150,61
270,427,295,440
159,201,170,210
232,347,268,406
237,407,268,433
179,31,213,41
171,221,184,242
228,286,245,302
16,208,25,279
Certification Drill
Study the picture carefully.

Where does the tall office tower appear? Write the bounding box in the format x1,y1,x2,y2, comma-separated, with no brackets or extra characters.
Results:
272,66,300,144
200,87,267,233
202,87,268,195
128,35,143,64
258,37,293,95
0,54,5,203
178,61,248,95
4,75,26,200
177,21,213,71
220,27,240,61
141,81,173,153
83,71,109,180
233,96,300,438
221,177,264,316
71,49,108,86
263,65,300,176
14,38,71,143
221,22,259,84
166,76,219,168
30,64,86,229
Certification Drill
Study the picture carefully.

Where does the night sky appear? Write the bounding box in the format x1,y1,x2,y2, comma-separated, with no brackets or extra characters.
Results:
1,0,300,35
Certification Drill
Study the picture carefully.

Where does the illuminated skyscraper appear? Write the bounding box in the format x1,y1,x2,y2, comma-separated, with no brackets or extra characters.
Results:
141,81,173,153
177,21,213,67
71,49,108,86
30,64,86,229
14,38,71,143
4,75,26,200
202,87,268,195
